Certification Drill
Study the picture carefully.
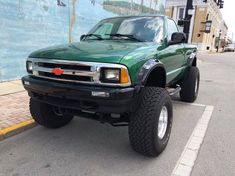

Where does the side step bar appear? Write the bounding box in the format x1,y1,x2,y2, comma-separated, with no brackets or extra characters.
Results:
167,85,181,96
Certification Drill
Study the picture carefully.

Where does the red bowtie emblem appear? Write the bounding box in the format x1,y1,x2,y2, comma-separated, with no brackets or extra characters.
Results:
52,67,64,75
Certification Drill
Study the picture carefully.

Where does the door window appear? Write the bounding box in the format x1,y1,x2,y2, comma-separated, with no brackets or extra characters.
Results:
167,19,179,41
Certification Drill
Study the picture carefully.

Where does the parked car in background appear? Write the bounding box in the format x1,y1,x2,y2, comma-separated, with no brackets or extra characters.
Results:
224,43,235,52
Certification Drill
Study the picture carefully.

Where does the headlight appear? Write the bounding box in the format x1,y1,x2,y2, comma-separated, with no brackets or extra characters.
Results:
100,67,130,84
101,68,120,83
26,61,33,73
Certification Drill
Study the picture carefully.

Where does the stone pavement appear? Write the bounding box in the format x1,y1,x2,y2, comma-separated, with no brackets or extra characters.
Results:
0,80,34,139
0,80,25,95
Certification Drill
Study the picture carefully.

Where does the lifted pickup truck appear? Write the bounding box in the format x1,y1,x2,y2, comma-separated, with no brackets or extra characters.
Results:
22,15,199,157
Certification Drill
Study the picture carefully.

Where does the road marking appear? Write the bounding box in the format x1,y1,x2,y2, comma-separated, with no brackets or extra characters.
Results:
171,105,214,176
173,101,206,107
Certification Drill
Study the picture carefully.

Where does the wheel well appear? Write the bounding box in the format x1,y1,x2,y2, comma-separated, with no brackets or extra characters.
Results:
145,67,166,88
192,57,197,67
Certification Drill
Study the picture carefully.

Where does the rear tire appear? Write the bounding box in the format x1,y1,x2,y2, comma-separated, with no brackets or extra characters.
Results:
30,98,74,128
180,67,200,103
129,87,173,157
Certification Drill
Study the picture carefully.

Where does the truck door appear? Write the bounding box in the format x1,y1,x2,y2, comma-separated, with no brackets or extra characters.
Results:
160,18,186,85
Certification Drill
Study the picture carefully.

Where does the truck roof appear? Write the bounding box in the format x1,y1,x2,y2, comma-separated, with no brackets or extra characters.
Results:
102,15,166,21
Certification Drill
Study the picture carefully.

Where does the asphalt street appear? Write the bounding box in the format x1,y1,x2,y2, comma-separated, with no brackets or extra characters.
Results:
192,52,235,176
0,52,234,176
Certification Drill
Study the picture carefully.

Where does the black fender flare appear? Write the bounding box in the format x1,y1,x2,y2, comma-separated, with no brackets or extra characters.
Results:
135,59,166,92
187,52,197,67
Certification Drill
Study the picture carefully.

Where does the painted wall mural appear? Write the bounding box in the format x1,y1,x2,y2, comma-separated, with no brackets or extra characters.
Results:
0,0,166,81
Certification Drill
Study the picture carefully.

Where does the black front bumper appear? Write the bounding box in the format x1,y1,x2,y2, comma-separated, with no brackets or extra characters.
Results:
22,76,138,114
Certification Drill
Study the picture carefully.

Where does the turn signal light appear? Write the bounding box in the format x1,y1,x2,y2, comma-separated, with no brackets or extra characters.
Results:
120,68,130,84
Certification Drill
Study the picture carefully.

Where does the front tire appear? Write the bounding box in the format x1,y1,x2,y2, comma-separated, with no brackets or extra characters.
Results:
129,87,173,157
180,67,200,103
30,98,74,128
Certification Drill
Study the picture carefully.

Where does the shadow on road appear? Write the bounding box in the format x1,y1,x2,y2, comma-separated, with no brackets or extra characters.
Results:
0,103,205,176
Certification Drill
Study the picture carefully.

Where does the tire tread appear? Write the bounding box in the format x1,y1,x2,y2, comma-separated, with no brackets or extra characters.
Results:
129,87,172,157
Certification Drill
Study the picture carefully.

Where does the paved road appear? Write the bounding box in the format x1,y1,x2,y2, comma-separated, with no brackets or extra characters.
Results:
0,52,234,176
0,103,204,176
192,52,235,176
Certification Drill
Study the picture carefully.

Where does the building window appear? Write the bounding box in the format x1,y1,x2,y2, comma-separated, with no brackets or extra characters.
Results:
178,8,185,20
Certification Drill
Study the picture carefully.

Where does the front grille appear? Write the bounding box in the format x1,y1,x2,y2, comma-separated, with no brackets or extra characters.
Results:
37,62,91,71
31,59,99,83
38,72,92,82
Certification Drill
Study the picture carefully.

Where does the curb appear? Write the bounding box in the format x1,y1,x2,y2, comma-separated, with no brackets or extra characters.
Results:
0,119,36,141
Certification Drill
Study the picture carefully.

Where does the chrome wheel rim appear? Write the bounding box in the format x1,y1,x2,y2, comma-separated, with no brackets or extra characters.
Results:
158,106,168,139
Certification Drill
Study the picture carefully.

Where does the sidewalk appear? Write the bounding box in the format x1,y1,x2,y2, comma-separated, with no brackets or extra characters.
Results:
0,80,35,140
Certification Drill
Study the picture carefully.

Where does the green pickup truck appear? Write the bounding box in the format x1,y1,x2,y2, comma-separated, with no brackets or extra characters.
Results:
22,15,199,157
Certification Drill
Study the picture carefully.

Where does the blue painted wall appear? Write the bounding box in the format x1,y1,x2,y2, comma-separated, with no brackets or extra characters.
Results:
0,0,166,82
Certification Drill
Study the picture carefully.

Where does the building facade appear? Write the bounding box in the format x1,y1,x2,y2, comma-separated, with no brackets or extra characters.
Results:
165,0,227,51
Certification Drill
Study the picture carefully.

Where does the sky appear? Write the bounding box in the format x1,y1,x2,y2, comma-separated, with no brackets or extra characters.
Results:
221,0,235,40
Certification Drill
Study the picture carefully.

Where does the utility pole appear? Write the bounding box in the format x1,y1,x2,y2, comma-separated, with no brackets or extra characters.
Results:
183,0,193,43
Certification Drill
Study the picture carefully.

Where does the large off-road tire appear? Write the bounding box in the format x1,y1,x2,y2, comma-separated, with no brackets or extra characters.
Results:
129,87,173,157
180,67,200,103
30,98,74,128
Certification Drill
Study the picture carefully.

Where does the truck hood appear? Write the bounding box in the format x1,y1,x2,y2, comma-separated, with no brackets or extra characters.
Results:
29,40,148,64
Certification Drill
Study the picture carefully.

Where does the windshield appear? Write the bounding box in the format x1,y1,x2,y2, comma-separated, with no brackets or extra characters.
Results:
87,16,164,43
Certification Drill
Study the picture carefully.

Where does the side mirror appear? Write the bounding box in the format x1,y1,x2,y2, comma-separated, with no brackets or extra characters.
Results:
80,34,86,41
168,32,187,45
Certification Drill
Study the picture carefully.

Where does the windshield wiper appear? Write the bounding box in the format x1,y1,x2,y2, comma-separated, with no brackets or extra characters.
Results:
82,34,103,40
106,34,143,42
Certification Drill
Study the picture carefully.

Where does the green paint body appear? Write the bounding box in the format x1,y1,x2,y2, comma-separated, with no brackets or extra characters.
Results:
29,16,197,86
